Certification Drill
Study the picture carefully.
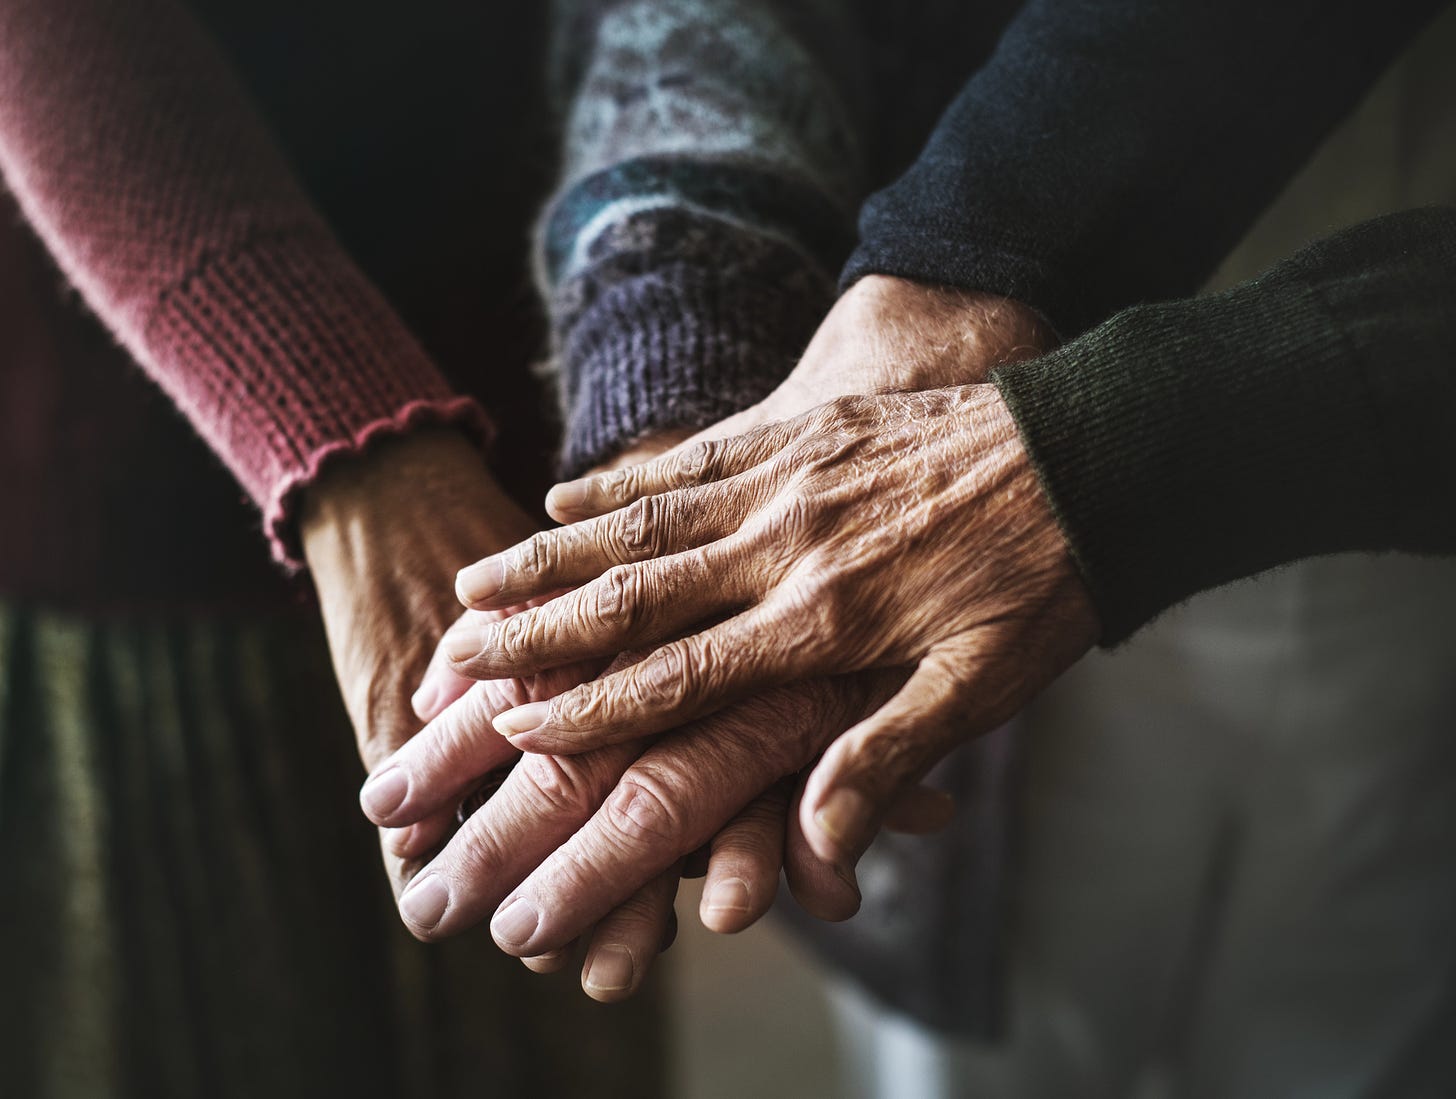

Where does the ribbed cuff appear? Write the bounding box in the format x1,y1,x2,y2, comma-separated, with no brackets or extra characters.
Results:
554,252,834,477
143,225,491,566
992,273,1369,645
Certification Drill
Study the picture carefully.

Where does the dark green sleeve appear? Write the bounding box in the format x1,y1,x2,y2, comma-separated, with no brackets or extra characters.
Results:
992,208,1456,645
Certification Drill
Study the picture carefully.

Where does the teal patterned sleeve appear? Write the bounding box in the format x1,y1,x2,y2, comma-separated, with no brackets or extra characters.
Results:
539,0,870,474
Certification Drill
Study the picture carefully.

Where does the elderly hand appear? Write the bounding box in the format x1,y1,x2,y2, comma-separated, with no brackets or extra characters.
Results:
379,431,899,1000
671,274,1053,447
365,654,943,985
443,384,1100,869
300,428,541,897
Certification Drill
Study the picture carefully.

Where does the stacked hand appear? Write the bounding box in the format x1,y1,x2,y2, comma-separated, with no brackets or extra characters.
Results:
341,277,1097,1001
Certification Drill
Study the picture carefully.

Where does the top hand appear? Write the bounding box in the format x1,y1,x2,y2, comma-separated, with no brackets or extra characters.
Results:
437,279,1095,869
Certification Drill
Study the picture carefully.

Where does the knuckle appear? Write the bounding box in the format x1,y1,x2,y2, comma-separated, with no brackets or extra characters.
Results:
592,565,642,630
519,532,557,578
617,497,658,558
603,774,682,849
519,753,599,819
633,644,697,713
494,612,537,661
767,488,816,542
599,466,635,507
674,440,717,484
554,681,609,729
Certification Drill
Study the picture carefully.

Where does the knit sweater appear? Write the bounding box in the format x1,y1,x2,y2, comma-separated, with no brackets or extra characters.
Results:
995,207,1456,644
538,0,869,476
0,0,491,568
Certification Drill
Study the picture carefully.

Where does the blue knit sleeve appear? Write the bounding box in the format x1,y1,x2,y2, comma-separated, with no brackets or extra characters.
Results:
540,0,869,475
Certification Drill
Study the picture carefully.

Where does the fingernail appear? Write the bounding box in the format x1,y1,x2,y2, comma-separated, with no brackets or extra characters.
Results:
382,825,414,857
815,789,871,848
444,629,481,663
491,896,540,948
547,480,589,513
399,874,449,931
494,701,551,740
410,679,442,720
584,945,635,993
360,767,409,820
704,877,751,913
456,559,504,605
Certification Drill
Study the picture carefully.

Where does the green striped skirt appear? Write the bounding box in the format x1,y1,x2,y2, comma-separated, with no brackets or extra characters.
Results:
0,602,663,1099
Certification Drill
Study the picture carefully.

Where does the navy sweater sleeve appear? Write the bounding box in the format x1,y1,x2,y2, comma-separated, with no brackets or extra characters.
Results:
844,0,1448,336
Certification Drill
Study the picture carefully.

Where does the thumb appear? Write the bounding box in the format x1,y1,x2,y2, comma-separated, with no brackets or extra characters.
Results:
411,611,484,721
799,644,982,867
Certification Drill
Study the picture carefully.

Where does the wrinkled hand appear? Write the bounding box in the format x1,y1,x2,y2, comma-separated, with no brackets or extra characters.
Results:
300,428,539,897
367,654,931,984
688,274,1053,444
379,431,886,1000
444,384,1100,870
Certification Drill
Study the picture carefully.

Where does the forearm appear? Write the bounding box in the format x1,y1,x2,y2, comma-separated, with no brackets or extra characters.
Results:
993,206,1456,643
846,0,1447,337
0,0,485,564
541,0,871,474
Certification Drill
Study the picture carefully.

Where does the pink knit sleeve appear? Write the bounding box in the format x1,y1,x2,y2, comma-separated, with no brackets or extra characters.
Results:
0,0,490,566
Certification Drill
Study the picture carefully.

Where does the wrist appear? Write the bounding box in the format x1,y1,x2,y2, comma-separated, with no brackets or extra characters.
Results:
787,275,1054,401
301,428,533,581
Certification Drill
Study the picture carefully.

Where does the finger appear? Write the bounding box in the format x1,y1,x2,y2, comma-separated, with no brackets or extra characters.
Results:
699,782,790,934
801,645,980,867
361,657,593,828
784,777,861,922
545,418,804,522
381,811,456,861
492,599,827,754
395,743,640,941
455,484,756,611
448,546,753,682
521,942,576,975
486,679,870,957
580,864,683,1003
478,674,898,956
358,680,521,827
411,615,477,721
379,826,436,903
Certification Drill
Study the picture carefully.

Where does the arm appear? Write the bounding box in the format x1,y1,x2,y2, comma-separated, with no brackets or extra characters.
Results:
439,206,1456,865
539,0,869,475
0,0,485,564
845,0,1449,337
0,0,527,899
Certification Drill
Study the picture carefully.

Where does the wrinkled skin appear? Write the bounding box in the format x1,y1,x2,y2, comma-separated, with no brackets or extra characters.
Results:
449,382,1099,868
300,429,735,998
380,277,1083,989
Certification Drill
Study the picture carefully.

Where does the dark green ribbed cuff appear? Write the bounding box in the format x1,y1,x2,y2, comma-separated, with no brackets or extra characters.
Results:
991,268,1376,645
